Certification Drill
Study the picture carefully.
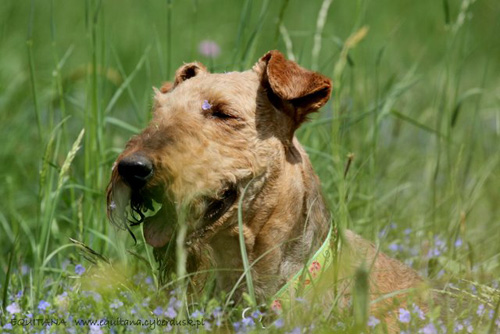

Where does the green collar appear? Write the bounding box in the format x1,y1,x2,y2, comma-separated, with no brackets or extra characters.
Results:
271,224,334,312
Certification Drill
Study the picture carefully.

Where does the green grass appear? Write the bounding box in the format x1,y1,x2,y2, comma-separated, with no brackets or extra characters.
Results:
1,0,500,332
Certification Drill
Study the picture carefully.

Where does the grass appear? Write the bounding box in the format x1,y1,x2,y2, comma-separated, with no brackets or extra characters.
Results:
1,0,500,332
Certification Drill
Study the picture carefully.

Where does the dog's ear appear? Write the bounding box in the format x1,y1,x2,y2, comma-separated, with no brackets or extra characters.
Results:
173,62,208,88
257,50,332,129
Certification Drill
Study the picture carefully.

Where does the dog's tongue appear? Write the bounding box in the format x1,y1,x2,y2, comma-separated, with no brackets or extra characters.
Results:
143,206,173,248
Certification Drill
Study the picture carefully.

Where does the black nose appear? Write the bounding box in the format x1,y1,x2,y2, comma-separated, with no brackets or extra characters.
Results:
117,154,153,189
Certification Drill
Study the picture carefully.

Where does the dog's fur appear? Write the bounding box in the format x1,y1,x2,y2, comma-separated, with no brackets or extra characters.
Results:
107,50,426,325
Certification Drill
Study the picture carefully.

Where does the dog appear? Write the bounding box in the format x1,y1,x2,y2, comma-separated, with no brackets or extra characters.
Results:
106,50,426,327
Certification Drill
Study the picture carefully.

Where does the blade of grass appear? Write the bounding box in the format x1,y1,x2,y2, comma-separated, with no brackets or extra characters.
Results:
105,46,150,115
237,180,257,306
2,248,14,310
311,0,333,71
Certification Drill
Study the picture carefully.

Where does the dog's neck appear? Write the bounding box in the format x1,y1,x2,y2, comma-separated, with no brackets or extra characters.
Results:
241,137,331,298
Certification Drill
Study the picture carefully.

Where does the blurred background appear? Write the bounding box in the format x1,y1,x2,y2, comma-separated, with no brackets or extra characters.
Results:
0,0,499,292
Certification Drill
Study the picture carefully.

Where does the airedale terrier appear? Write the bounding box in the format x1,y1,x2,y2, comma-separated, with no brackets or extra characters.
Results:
107,50,426,325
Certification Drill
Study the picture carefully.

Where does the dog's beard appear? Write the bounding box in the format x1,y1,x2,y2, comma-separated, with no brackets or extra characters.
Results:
107,180,157,242
107,177,239,293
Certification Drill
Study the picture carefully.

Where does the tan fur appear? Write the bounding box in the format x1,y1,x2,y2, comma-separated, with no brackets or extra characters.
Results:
107,50,426,329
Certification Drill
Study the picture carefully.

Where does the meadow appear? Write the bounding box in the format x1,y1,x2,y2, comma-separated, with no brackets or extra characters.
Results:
1,0,499,332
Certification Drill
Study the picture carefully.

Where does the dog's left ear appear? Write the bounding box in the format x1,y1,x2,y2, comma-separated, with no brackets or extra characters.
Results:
256,50,332,129
173,62,208,88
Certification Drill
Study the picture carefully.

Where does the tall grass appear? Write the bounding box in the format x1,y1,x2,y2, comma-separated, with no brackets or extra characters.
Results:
0,0,499,332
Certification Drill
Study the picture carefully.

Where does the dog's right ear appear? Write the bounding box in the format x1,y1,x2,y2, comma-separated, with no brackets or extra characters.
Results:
173,62,208,88
255,50,332,132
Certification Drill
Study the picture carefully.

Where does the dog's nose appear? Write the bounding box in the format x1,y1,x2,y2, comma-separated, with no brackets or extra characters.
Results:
117,154,153,189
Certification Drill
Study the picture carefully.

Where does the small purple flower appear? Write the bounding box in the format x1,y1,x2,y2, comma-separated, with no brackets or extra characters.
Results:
413,304,426,320
191,310,204,318
420,323,437,334
274,318,284,328
398,308,411,323
16,290,23,299
3,323,13,330
38,300,51,311
455,238,463,248
477,304,485,316
153,306,163,316
287,327,301,334
233,321,241,331
454,322,464,332
198,40,221,58
89,323,103,334
21,264,30,275
6,302,21,314
367,316,380,328
109,299,123,309
389,243,401,252
404,228,412,235
202,100,212,111
145,276,153,285
251,309,263,319
241,317,255,327
75,264,85,275
211,306,222,318
165,306,177,319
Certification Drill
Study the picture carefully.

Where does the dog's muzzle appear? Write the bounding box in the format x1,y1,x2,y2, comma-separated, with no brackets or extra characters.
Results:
117,153,153,189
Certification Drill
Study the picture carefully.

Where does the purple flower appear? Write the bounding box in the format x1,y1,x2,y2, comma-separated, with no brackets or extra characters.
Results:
21,264,30,275
251,310,263,319
241,317,255,327
202,100,212,111
404,228,412,235
198,40,221,58
75,264,85,275
389,243,401,252
274,318,284,328
145,276,153,285
398,308,411,323
413,304,426,320
204,321,212,331
165,306,177,319
3,323,13,330
89,323,103,334
109,299,123,309
454,322,464,332
16,290,23,299
233,321,241,331
38,300,51,311
420,323,437,334
455,238,463,248
6,302,21,314
211,306,222,318
427,247,441,258
477,304,485,316
153,306,163,316
287,327,301,334
191,310,204,318
367,316,380,328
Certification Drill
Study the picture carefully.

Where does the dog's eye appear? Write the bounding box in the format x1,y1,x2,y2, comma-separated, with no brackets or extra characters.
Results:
211,109,237,120
202,102,239,121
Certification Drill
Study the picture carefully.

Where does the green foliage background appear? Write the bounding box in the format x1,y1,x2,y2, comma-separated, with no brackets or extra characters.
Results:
0,0,499,332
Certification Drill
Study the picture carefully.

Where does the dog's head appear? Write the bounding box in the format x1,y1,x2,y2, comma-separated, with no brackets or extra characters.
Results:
106,50,331,260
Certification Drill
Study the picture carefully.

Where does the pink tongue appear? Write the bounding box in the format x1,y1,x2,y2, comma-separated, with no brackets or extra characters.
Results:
143,208,173,248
